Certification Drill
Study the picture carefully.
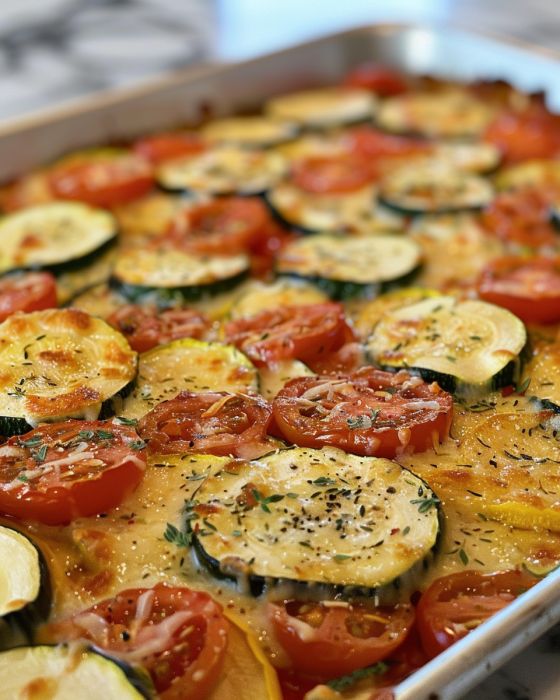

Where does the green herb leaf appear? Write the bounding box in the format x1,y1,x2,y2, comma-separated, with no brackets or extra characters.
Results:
459,548,469,565
333,554,352,562
95,430,114,441
33,444,48,463
327,662,388,691
163,522,190,547
312,476,337,486
410,496,440,513
115,416,138,426
129,439,146,451
20,435,42,448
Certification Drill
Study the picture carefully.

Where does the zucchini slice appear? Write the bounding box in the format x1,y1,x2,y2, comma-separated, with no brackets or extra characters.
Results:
265,87,377,129
67,283,125,319
230,279,329,319
376,90,493,139
119,338,258,420
429,142,502,174
0,645,150,699
191,446,440,594
0,202,117,275
258,359,314,401
0,526,50,648
111,247,250,303
156,145,287,196
378,165,494,215
494,159,560,191
266,182,404,234
276,233,421,300
0,308,137,434
201,116,299,148
367,295,527,395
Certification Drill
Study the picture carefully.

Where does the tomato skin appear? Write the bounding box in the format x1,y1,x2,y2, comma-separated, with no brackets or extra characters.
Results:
46,583,228,700
165,196,271,255
273,367,453,458
0,272,57,322
269,599,414,679
481,186,559,249
133,132,206,163
49,154,154,207
291,155,377,194
342,126,429,160
483,103,560,165
417,570,537,659
477,256,560,324
0,421,146,525
224,303,350,367
107,305,209,353
344,64,408,96
138,390,273,459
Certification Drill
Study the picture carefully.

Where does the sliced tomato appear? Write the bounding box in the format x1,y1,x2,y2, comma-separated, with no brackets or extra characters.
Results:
224,303,350,367
133,132,206,164
46,583,228,700
107,305,209,353
272,367,453,458
49,154,154,207
483,102,560,165
249,220,297,279
165,196,272,255
480,186,560,249
291,155,377,194
342,126,430,160
0,272,57,322
477,256,560,324
417,570,537,659
268,599,414,679
343,63,408,96
138,390,273,459
0,420,146,525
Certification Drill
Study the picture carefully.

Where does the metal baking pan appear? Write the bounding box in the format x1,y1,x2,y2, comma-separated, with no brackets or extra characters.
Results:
0,22,559,699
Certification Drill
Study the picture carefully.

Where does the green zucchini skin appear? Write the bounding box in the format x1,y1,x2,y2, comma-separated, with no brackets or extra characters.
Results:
0,237,117,278
375,351,527,396
188,447,442,598
0,527,52,650
192,521,442,599
277,266,421,301
0,645,152,699
378,194,489,217
110,268,249,305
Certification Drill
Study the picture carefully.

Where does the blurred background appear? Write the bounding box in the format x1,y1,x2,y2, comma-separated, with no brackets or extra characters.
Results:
1,0,560,120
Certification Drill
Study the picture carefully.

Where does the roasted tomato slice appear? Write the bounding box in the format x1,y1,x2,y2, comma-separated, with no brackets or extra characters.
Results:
0,420,146,525
417,570,538,659
107,304,209,353
477,256,560,324
49,153,154,207
343,63,408,96
290,155,377,194
133,132,206,163
342,126,429,160
224,303,350,367
165,196,272,255
272,367,453,458
138,390,273,459
480,186,560,249
268,599,414,679
46,583,228,700
0,272,57,322
483,102,560,165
